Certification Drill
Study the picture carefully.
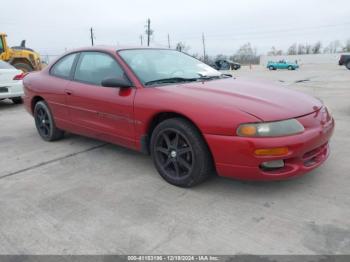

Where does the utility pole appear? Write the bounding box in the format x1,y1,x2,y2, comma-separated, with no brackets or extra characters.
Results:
202,32,206,62
144,18,153,47
90,27,94,46
147,18,151,46
140,35,143,46
167,34,171,49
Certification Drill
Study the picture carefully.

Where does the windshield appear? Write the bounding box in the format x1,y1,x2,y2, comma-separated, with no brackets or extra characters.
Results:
119,49,221,85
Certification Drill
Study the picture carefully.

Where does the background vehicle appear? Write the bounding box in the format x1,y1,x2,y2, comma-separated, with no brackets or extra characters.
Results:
0,33,42,72
23,47,334,187
210,59,241,70
0,61,25,104
267,60,299,70
338,55,350,70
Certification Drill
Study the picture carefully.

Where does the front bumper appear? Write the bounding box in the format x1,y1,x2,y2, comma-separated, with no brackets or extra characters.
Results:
205,107,335,181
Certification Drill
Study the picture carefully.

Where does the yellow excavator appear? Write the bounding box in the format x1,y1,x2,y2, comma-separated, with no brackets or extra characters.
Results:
0,33,42,72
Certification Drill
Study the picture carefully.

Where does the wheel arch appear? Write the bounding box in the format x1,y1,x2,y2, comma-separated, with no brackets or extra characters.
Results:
141,111,207,155
10,58,34,70
31,95,44,114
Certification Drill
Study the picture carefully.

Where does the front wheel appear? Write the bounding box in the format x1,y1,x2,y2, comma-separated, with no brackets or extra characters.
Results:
269,66,275,70
150,118,213,187
34,101,64,141
288,65,293,70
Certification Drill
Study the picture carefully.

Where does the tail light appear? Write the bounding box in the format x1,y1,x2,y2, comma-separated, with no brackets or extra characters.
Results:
13,72,28,80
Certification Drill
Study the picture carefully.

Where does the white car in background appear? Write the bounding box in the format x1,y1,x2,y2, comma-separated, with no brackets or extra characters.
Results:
0,60,26,104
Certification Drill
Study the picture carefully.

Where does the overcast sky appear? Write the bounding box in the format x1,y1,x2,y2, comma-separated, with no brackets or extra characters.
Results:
1,0,349,58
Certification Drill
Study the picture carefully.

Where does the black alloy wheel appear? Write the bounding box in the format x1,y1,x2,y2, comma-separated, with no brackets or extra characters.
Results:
154,128,194,180
151,118,213,187
34,101,64,141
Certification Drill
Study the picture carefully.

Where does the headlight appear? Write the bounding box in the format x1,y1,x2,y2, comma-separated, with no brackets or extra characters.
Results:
237,119,304,137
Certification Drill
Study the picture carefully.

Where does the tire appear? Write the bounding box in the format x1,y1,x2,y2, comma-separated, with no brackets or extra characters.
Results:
12,62,33,72
34,101,64,141
288,65,293,70
11,97,23,104
346,61,350,70
150,118,213,187
269,66,275,70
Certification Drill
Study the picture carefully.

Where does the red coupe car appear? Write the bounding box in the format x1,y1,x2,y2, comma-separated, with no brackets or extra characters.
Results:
23,47,334,187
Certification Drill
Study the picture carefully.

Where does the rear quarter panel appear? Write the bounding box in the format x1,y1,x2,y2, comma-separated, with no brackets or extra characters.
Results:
23,70,69,122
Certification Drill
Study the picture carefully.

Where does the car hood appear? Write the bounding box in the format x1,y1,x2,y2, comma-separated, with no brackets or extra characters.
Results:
159,77,322,122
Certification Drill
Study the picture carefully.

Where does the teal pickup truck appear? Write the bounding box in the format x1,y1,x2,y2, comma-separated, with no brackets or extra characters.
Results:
267,60,299,70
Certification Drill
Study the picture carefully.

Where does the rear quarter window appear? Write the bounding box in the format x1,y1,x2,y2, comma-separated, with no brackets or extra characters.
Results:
50,53,78,79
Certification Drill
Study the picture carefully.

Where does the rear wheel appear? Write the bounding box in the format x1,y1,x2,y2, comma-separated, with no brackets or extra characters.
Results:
12,62,33,72
346,61,350,70
150,118,213,187
34,101,64,141
11,97,23,104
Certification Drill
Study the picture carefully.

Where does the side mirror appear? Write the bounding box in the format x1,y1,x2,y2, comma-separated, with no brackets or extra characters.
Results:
101,76,132,88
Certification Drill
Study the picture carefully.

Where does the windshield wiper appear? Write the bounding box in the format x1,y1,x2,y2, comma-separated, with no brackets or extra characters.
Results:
145,77,198,86
197,74,232,81
145,74,232,86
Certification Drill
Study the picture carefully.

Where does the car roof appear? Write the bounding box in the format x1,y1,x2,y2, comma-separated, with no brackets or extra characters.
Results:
68,45,171,53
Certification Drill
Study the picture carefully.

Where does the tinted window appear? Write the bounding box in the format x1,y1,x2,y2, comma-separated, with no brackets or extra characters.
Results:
74,52,124,85
0,60,15,69
51,53,77,78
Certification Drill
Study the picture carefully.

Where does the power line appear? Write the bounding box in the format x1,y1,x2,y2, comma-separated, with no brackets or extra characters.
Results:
172,22,350,40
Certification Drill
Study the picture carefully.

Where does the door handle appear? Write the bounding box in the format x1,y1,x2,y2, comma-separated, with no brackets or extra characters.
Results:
65,89,73,95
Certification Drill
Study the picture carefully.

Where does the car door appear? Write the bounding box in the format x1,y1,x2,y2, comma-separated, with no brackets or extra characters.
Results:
66,51,136,149
46,52,79,124
281,61,288,69
275,61,281,69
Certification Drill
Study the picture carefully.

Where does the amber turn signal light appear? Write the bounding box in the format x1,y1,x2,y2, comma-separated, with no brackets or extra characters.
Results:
254,147,289,156
238,125,257,136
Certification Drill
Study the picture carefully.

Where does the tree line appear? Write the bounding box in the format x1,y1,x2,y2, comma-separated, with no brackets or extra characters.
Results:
268,39,350,56
174,39,350,65
188,42,260,65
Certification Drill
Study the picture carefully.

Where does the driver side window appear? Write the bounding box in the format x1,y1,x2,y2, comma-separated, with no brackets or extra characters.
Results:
74,52,124,86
